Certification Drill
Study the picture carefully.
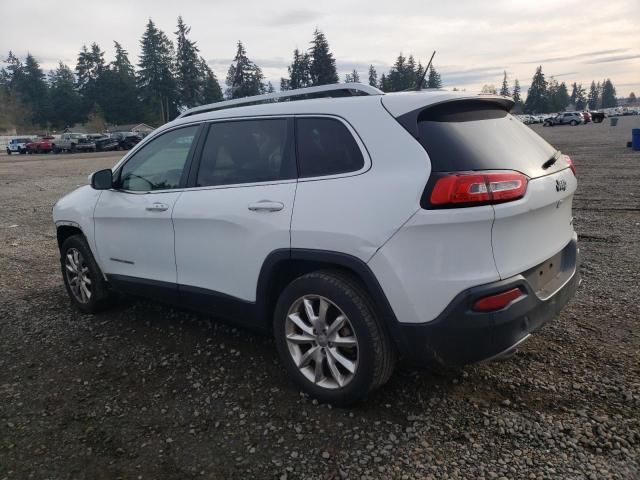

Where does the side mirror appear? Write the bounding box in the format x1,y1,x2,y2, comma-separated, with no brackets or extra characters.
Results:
90,169,113,190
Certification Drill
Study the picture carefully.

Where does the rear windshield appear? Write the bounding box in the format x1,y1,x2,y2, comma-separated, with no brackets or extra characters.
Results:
416,101,560,178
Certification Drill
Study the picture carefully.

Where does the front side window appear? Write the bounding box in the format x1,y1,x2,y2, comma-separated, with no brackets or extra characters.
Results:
118,125,198,191
296,117,364,178
196,119,294,187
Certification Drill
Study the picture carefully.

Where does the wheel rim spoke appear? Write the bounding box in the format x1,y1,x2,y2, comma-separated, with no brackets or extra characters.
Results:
298,346,319,368
331,335,357,347
325,349,344,387
313,350,324,384
328,347,356,374
288,313,314,336
303,298,317,325
327,314,346,337
286,333,315,344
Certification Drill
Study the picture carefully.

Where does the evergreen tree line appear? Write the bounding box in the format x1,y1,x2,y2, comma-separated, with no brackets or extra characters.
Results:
0,18,628,132
498,66,619,114
484,67,620,114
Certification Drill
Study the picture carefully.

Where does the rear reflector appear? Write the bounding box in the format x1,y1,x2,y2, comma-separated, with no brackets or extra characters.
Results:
563,154,576,175
473,288,523,312
429,171,528,207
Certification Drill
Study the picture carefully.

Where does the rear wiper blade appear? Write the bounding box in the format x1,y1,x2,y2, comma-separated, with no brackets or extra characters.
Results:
541,152,560,170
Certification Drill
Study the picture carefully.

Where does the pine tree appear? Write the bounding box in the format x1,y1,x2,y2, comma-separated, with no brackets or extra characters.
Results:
20,54,50,126
368,65,377,87
49,62,83,128
308,29,338,86
512,79,522,105
601,79,617,108
548,78,569,112
481,84,497,94
137,19,177,123
200,57,223,103
345,69,360,83
524,66,548,113
499,71,510,96
379,73,389,92
175,16,203,108
96,42,141,124
225,41,265,99
587,81,599,110
427,65,442,88
282,48,311,91
570,82,587,110
629,92,637,105
75,42,107,118
386,53,411,92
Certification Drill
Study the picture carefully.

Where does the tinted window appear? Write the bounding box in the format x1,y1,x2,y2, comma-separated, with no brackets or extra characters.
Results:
119,125,197,191
296,118,364,178
196,119,294,187
415,101,560,179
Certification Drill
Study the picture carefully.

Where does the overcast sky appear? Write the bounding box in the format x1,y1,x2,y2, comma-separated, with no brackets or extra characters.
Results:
1,0,639,96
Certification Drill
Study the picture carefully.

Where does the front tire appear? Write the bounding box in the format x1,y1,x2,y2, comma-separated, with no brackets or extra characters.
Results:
274,270,395,406
570,120,578,126
60,235,113,313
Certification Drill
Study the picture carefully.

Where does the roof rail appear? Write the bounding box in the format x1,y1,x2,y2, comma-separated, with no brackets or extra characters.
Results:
177,83,384,118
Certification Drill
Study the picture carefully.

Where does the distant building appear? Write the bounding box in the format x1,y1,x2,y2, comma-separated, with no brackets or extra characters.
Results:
106,123,155,135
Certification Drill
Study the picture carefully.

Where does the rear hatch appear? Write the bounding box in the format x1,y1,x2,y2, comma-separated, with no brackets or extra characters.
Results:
395,98,577,279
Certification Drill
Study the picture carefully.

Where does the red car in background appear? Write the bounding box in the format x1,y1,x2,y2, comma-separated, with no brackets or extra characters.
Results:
581,112,592,123
26,136,55,154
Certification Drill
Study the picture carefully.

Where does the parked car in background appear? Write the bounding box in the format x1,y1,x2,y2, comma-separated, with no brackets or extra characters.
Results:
110,131,142,150
53,84,579,405
543,112,583,126
26,136,55,154
87,134,119,152
56,133,96,153
581,112,591,124
6,137,31,154
590,111,606,123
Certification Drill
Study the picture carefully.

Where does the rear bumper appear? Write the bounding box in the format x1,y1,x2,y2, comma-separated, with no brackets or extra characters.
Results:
393,238,579,366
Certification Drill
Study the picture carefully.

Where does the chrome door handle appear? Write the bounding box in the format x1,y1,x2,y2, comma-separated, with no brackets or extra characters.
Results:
248,200,285,212
146,202,169,212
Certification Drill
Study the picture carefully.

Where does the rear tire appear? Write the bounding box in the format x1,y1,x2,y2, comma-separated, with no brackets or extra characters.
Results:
60,235,114,314
273,270,396,406
570,120,578,126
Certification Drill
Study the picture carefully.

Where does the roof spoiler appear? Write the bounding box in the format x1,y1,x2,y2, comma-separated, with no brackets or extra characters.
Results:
395,96,515,138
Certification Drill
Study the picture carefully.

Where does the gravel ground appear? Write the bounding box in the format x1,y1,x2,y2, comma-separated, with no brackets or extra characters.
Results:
1,117,639,480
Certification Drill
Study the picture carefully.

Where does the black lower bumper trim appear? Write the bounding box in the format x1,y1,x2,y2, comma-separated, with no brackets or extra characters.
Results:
393,239,580,366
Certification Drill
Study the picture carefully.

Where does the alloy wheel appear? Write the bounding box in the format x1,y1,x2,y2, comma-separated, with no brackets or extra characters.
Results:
64,248,92,304
285,295,359,389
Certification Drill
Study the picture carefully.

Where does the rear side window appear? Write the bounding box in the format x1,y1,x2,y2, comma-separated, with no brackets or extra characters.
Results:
296,118,364,178
196,119,295,187
414,101,559,179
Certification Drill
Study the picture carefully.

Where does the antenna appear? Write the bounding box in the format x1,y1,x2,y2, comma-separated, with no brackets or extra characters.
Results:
415,50,436,91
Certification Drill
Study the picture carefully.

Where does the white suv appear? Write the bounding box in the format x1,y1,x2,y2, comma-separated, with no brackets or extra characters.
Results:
53,84,579,405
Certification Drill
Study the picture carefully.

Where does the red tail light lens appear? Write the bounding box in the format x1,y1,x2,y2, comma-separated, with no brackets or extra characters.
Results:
563,154,576,175
429,171,528,207
473,288,523,312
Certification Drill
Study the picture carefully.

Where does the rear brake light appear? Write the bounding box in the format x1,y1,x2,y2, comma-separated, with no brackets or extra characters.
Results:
563,154,576,175
429,171,528,207
473,288,523,312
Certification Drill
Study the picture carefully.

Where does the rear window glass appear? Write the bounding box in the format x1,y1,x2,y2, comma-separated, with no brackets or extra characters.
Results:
196,119,295,187
416,101,559,178
296,118,364,178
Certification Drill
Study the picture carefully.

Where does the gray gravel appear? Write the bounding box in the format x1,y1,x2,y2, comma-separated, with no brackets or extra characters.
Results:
1,116,639,479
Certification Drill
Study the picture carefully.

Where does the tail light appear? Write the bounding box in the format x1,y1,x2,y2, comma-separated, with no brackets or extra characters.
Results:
563,154,576,175
473,288,523,312
428,171,528,207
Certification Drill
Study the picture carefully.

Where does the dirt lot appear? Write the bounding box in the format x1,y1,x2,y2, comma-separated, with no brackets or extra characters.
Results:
1,117,639,480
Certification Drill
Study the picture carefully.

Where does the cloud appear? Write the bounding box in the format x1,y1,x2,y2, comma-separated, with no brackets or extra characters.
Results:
584,53,640,64
267,9,322,26
524,49,628,64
